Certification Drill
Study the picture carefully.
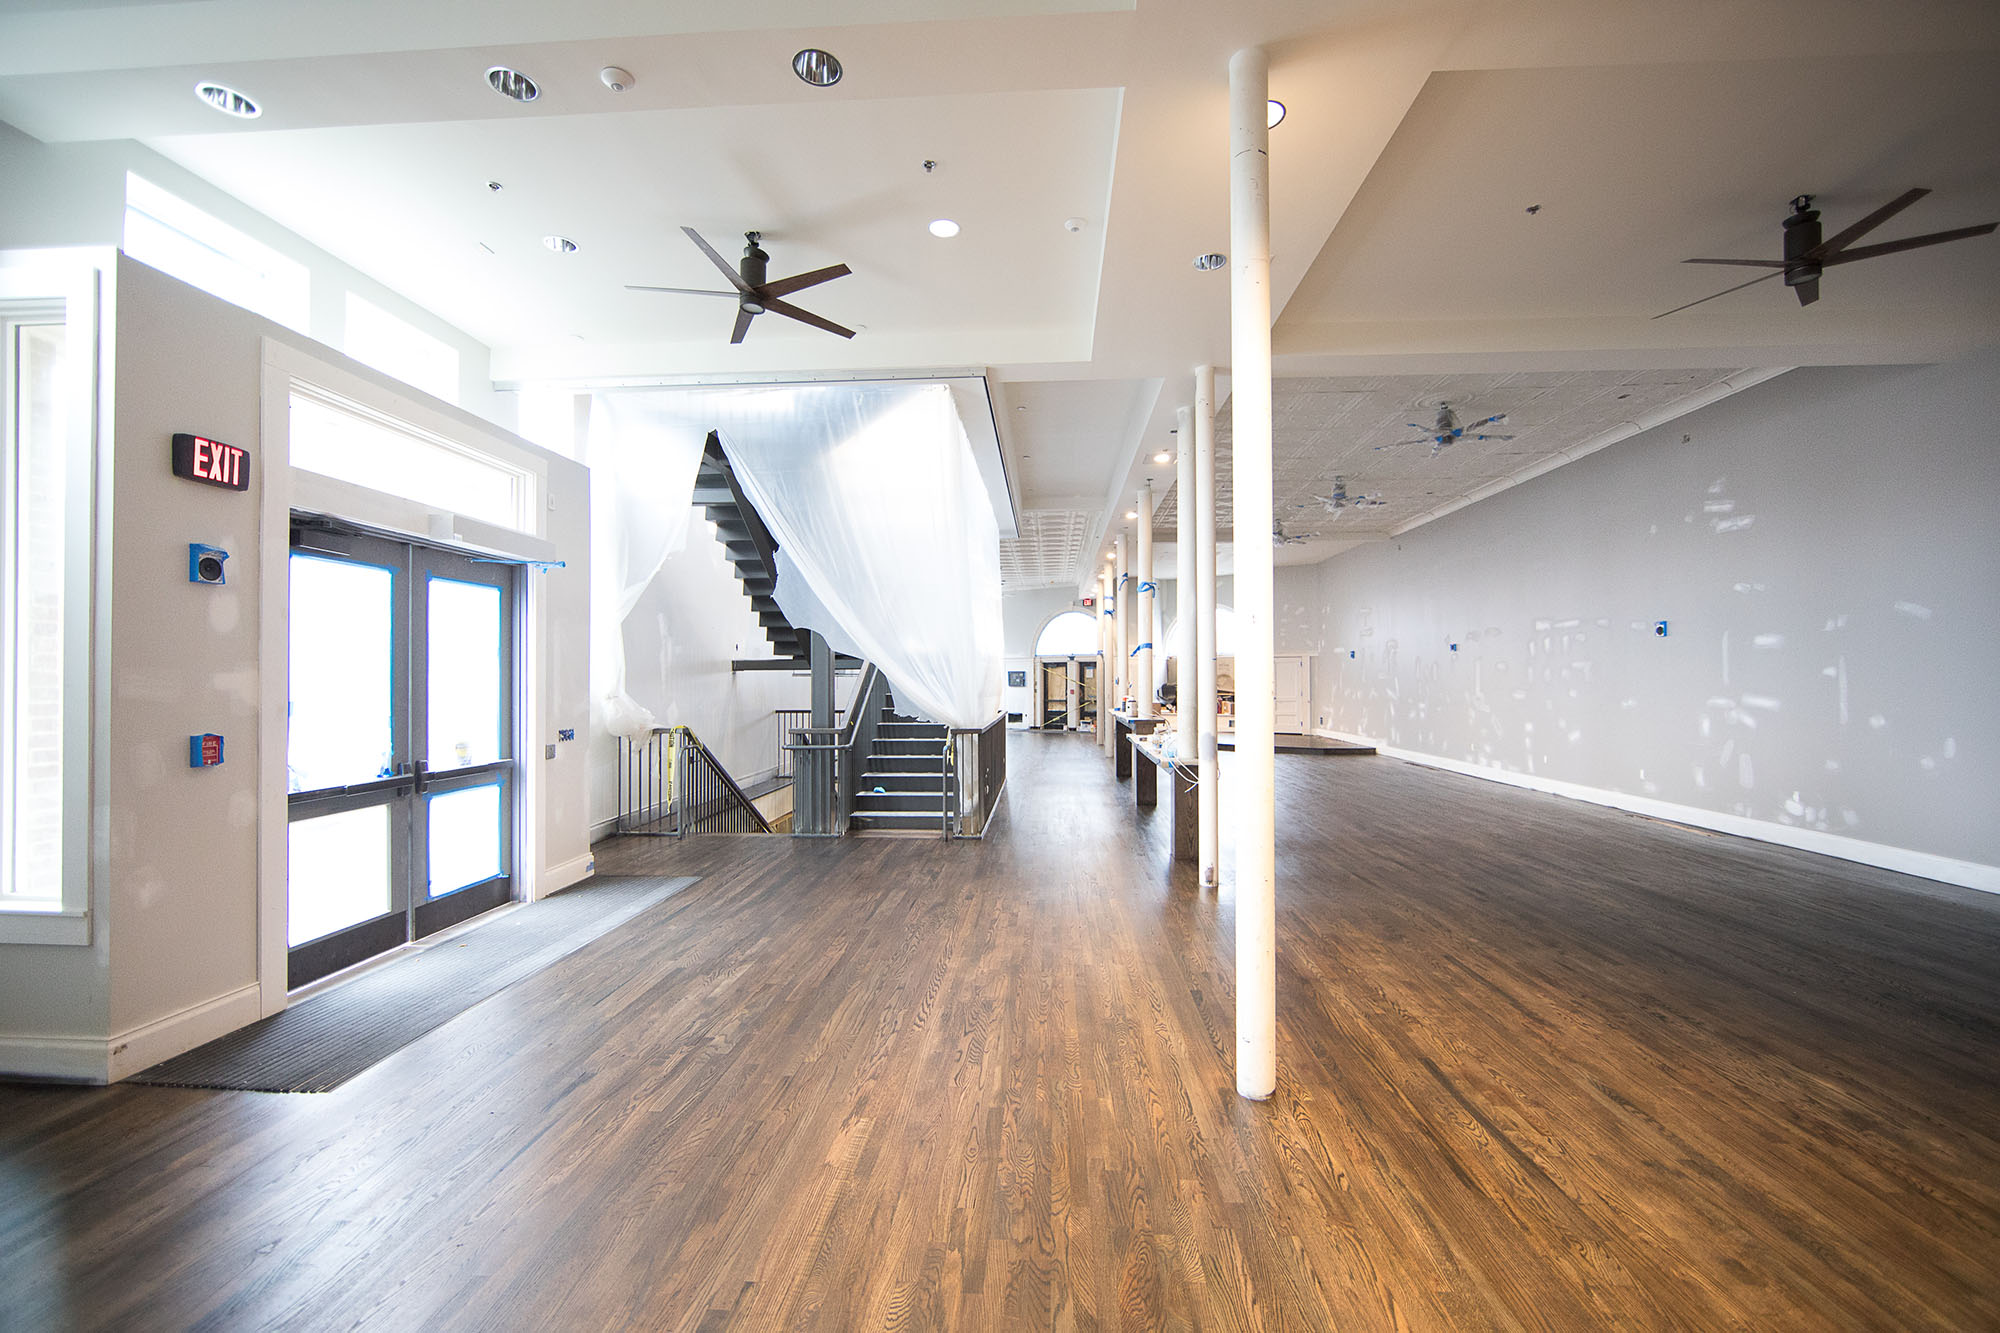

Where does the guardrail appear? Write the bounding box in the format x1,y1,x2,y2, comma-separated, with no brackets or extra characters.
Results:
774,707,843,778
944,714,1008,838
618,726,774,836
784,665,888,836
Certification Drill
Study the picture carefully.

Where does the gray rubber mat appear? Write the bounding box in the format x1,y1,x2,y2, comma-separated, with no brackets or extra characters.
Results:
128,875,697,1093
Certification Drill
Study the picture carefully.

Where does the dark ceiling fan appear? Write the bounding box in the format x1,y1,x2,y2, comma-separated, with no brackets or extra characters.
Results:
626,227,855,343
1657,189,1999,318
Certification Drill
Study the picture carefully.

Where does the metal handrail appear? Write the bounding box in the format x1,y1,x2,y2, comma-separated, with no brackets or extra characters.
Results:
618,725,773,836
943,713,1008,838
782,663,888,835
775,708,843,777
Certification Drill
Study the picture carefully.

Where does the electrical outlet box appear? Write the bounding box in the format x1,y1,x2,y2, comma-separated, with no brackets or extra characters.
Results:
1655,620,1670,638
545,743,557,760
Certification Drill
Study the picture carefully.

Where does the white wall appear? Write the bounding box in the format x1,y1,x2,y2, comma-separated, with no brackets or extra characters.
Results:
1278,350,2000,888
0,254,593,1081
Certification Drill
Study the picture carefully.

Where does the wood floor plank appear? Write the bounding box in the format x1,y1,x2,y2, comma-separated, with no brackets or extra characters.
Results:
3,733,1998,1330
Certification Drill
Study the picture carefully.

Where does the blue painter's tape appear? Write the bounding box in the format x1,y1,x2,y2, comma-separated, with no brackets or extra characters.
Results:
1130,642,1153,656
1138,581,1156,594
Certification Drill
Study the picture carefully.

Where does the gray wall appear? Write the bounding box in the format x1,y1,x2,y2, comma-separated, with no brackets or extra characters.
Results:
1277,348,2000,876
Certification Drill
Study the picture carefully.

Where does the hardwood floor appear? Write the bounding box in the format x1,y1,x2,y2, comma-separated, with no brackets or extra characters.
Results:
4,732,1998,1330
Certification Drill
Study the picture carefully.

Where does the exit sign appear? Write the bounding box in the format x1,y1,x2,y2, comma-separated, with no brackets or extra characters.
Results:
172,433,250,491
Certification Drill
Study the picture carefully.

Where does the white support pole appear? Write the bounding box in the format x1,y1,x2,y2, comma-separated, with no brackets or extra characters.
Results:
1175,407,1197,765
1195,367,1220,889
1114,534,1130,715
1229,45,1277,1102
1099,568,1115,754
1135,484,1155,719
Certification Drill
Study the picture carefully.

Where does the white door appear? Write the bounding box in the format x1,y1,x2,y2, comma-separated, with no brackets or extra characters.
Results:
1274,654,1309,734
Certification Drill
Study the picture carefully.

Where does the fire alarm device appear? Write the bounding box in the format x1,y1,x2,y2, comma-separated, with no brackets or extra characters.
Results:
189,733,225,767
171,433,251,491
189,543,229,584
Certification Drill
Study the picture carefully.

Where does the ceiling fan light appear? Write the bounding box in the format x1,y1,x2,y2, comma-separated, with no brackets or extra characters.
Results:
793,49,842,87
929,218,961,238
195,82,260,119
487,66,539,102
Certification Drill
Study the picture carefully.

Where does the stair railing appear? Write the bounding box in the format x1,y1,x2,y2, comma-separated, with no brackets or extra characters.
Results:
618,726,774,836
783,664,887,836
774,707,843,778
942,714,1009,838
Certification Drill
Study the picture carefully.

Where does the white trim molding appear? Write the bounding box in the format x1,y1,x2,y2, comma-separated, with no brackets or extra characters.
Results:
107,982,263,1083
1341,734,2000,896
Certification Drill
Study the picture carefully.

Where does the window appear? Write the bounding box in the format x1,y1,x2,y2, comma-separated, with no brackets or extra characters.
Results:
123,173,309,332
344,294,460,405
1035,609,1099,656
2,306,73,924
289,386,537,534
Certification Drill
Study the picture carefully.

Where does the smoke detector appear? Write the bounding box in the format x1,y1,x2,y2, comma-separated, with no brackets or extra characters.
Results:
599,66,634,93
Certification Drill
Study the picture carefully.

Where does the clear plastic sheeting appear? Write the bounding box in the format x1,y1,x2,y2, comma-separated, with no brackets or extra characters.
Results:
587,381,1002,733
716,382,1002,731
586,392,712,739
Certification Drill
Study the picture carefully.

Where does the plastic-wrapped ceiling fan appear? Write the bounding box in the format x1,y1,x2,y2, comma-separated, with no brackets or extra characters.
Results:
1657,189,1998,318
627,227,855,343
1310,476,1386,516
1377,404,1513,459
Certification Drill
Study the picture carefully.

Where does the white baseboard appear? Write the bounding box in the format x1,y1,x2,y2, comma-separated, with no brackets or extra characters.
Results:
541,852,596,898
1356,738,2000,896
0,1032,108,1083
1,981,265,1084
107,982,264,1082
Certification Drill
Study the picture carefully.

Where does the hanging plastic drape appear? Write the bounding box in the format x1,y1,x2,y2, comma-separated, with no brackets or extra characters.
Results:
586,392,710,739
702,381,1003,730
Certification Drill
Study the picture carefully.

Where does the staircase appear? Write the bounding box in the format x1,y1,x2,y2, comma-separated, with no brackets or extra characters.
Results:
850,694,949,834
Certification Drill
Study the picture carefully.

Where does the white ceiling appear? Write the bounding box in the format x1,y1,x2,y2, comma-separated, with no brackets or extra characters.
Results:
4,0,1997,593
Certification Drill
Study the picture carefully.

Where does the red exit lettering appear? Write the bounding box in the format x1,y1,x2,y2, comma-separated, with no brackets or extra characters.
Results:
171,433,252,491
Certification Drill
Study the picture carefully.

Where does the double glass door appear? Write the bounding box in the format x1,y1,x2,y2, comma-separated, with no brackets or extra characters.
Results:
286,523,516,989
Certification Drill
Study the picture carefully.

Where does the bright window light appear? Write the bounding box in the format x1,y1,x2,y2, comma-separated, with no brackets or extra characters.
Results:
123,173,309,332
1035,610,1098,656
344,295,461,405
289,389,535,533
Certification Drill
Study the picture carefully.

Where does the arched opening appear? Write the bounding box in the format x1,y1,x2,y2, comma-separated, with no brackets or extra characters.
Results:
1034,609,1098,657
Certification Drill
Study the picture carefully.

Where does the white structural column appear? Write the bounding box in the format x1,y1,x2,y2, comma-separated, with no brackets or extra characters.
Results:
1135,484,1155,719
1193,369,1220,887
1114,534,1130,713
1099,567,1116,755
1229,45,1278,1101
1174,407,1197,764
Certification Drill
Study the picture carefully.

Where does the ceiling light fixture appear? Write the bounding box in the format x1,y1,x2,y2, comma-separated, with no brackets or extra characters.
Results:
194,82,260,119
542,235,577,254
929,218,960,238
792,49,842,87
487,66,540,102
1267,99,1286,129
1063,217,1085,233
1153,451,1171,464
1193,253,1226,271
599,66,634,93
485,180,503,192
1125,510,1138,520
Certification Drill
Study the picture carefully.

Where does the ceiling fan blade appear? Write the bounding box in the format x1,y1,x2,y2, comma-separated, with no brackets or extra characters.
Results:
1651,269,1784,318
1814,187,1930,258
1794,278,1820,307
1819,223,1999,265
729,307,756,344
763,296,855,339
1467,414,1507,429
759,263,851,300
1683,258,1789,268
1471,433,1517,442
1375,438,1427,450
682,227,752,293
625,284,741,297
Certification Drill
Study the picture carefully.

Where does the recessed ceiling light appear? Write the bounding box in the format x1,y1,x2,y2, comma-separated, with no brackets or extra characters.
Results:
542,235,577,254
487,66,539,102
929,218,960,238
485,180,503,192
1153,451,1171,464
1193,253,1226,271
195,82,260,119
793,49,842,87
1125,510,1138,520
1267,99,1286,129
